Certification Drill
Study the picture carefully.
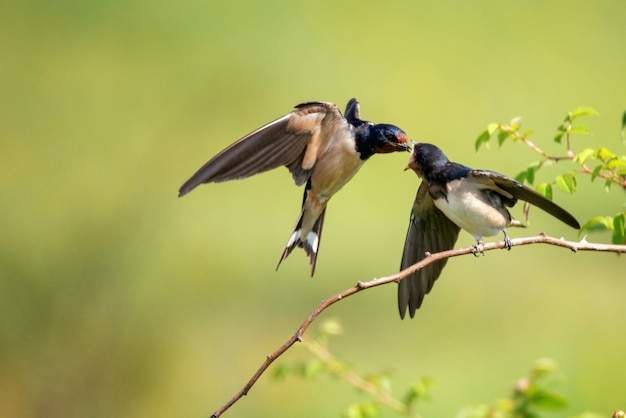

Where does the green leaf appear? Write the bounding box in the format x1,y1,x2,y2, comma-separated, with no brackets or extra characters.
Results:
569,106,599,120
526,166,535,185
319,318,343,337
497,129,510,147
524,161,540,185
571,413,607,418
302,360,324,378
554,132,564,143
359,402,379,418
568,124,592,135
612,213,625,245
475,129,491,151
273,363,293,380
604,178,613,192
607,158,626,170
591,165,603,181
487,122,499,134
515,170,527,183
580,216,613,233
531,358,557,378
597,147,616,161
475,123,499,151
555,174,577,194
574,148,597,165
343,403,364,418
403,377,435,407
535,183,552,200
516,165,539,185
526,387,568,410
343,402,380,418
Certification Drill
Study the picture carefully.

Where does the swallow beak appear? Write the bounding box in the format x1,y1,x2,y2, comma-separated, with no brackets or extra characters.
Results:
405,142,418,172
375,134,411,154
399,134,411,152
391,134,410,153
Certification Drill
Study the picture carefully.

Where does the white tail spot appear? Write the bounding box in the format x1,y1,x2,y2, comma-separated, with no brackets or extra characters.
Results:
286,230,301,248
306,231,319,253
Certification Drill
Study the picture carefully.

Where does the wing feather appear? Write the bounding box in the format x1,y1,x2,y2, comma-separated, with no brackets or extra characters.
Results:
178,101,347,196
468,170,580,229
398,182,461,318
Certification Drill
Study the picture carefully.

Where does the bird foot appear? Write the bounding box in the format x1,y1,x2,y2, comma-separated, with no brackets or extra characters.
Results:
504,235,512,251
471,242,485,257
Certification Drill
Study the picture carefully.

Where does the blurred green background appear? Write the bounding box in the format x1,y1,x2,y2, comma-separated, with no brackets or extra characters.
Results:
1,1,624,417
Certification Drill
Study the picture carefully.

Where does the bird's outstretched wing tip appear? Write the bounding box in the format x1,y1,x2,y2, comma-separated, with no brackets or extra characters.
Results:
344,98,361,121
178,181,197,197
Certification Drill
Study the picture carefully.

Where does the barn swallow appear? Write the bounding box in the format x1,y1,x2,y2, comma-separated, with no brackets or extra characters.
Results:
179,99,410,275
398,142,580,318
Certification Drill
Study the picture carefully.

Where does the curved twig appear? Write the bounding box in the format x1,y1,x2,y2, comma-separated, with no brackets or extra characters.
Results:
211,234,626,417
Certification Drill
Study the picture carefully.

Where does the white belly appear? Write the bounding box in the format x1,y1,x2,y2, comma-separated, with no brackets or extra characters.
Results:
434,180,509,239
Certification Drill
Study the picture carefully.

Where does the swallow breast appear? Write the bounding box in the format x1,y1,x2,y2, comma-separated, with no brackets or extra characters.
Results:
309,128,364,198
434,178,510,238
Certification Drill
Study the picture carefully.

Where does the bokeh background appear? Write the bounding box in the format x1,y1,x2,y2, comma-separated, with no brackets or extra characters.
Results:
1,1,625,417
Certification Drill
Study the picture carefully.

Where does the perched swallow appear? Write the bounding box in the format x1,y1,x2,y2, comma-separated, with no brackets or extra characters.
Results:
179,99,410,275
398,142,580,318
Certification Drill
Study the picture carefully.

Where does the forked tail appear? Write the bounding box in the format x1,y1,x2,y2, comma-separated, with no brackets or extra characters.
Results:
276,208,326,276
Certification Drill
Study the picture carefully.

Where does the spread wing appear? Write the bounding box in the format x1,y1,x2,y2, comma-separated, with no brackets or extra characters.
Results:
343,97,361,121
468,170,580,229
178,101,351,197
398,181,461,319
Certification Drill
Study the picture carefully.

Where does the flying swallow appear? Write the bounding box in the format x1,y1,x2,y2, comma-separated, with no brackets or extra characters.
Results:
179,99,410,275
398,142,580,318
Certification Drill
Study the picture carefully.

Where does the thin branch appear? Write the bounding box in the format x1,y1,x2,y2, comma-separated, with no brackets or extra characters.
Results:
501,123,626,187
210,234,626,418
503,124,570,162
578,164,626,186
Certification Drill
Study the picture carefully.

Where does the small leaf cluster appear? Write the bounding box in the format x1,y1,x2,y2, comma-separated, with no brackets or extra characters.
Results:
458,358,568,418
273,319,433,418
475,107,626,244
272,321,621,418
511,358,568,417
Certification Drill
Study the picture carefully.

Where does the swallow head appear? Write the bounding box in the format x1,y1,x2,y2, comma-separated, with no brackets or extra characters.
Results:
368,124,410,154
406,142,449,179
405,141,424,178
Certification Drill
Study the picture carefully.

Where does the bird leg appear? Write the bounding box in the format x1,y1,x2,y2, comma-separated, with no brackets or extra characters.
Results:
502,229,512,250
471,240,485,257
